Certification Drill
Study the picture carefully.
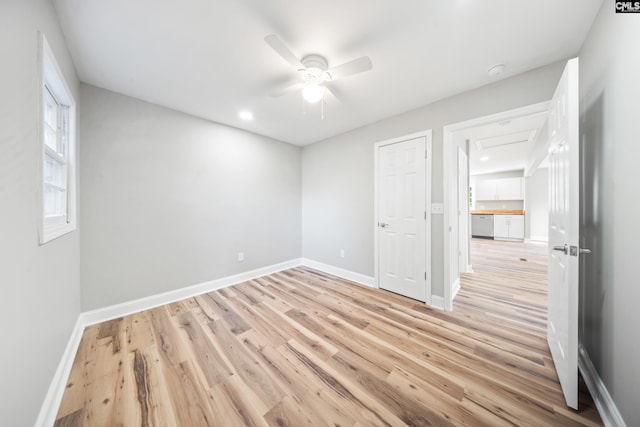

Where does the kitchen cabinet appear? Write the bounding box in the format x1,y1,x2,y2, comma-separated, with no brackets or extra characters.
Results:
494,215,525,241
496,178,524,200
475,180,498,201
475,177,524,201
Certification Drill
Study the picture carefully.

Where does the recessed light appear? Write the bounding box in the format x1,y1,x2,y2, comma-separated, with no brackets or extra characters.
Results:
480,156,490,162
239,111,253,121
488,64,505,77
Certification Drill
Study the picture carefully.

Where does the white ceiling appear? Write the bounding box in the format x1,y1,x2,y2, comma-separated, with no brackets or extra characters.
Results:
464,111,548,175
52,0,603,146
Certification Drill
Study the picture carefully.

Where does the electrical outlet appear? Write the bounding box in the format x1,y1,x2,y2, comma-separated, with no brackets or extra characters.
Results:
238,252,244,262
340,249,345,258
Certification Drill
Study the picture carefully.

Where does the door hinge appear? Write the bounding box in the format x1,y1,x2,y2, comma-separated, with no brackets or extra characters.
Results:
424,272,427,280
425,150,428,159
424,211,427,220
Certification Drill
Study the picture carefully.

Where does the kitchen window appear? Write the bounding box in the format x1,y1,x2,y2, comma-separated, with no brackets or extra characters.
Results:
39,33,76,243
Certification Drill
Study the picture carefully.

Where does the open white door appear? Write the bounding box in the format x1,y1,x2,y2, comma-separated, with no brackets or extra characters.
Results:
547,58,580,409
377,136,427,302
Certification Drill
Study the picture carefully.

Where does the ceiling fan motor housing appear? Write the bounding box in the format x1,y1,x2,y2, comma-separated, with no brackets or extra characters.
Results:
300,55,331,82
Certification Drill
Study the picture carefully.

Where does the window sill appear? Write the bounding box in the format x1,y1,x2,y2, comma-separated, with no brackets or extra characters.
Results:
40,222,76,245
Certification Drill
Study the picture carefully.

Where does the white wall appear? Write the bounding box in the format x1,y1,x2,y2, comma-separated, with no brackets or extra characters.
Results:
579,3,639,425
0,1,81,425
79,85,301,310
524,168,548,241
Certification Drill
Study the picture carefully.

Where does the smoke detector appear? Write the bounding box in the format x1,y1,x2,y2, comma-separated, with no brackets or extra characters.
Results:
488,64,505,77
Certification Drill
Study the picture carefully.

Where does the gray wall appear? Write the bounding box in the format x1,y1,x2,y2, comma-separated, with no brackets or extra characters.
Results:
0,1,81,425
302,60,565,297
80,85,301,310
524,168,549,241
579,3,639,425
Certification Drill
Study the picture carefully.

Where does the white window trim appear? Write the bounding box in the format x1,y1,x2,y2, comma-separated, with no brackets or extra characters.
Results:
38,33,77,244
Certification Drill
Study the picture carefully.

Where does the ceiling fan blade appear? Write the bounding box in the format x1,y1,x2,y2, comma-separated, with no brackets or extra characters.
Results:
323,85,342,105
327,56,372,80
269,80,304,97
264,35,304,69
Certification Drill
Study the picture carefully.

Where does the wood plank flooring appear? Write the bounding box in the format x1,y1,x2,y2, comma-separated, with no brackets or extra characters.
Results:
55,239,603,426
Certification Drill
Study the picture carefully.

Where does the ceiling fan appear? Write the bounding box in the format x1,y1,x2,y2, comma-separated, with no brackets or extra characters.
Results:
264,34,373,105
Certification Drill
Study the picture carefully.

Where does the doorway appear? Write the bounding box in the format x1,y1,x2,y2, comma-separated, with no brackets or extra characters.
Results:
443,60,581,410
374,130,432,302
443,102,550,311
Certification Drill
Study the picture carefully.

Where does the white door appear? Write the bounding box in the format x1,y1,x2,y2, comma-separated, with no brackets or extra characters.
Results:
547,58,580,409
378,137,426,301
458,147,469,274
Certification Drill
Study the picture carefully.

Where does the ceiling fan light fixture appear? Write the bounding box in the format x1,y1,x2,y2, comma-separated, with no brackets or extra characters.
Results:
302,83,325,103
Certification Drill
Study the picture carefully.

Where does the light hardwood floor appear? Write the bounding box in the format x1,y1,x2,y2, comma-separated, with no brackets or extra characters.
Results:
55,239,603,426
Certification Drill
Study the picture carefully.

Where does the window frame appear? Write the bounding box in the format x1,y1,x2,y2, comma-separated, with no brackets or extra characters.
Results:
38,33,77,244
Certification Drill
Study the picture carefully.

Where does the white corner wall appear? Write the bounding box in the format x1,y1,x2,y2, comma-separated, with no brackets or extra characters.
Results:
302,61,566,298
0,1,82,425
79,85,302,310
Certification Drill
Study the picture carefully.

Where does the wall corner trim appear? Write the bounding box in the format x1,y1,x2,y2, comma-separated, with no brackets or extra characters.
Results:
300,258,375,288
34,317,85,427
578,344,627,427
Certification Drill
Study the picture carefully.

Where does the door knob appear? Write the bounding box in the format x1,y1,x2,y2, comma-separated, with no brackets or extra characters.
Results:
569,245,592,256
553,244,568,255
379,222,390,228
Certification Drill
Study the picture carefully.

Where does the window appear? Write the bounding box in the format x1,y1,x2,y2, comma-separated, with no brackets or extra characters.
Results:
39,34,76,244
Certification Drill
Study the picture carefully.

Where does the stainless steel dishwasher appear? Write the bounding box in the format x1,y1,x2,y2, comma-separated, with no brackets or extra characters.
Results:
471,214,494,238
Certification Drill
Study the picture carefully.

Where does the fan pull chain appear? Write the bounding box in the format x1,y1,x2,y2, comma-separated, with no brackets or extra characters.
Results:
321,97,324,120
302,94,306,115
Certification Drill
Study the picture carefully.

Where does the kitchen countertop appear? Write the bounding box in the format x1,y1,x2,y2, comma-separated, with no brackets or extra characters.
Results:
470,210,525,215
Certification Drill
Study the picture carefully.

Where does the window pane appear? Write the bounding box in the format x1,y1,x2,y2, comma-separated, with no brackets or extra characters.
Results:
44,186,66,218
44,154,65,187
44,126,57,151
58,105,69,156
44,89,58,130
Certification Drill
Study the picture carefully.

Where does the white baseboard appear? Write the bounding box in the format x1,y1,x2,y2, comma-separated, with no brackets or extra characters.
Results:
300,258,375,288
82,258,302,326
35,317,85,427
578,344,627,427
36,258,302,427
430,295,445,311
300,259,455,315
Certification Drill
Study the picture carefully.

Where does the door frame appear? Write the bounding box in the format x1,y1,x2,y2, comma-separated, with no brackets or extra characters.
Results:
442,102,549,311
374,130,433,304
458,146,471,276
